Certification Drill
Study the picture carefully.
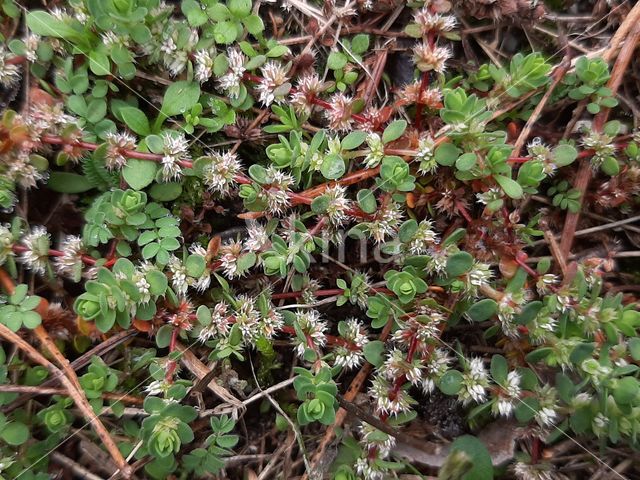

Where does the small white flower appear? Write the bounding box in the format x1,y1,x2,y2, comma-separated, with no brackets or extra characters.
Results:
260,167,294,215
218,240,244,279
334,318,369,370
0,47,21,88
324,185,351,227
23,35,40,62
413,43,451,73
364,133,385,168
194,49,214,84
54,235,84,282
459,357,490,405
536,406,558,427
104,132,136,170
416,134,438,174
20,226,50,275
217,48,246,99
292,309,327,358
244,222,269,252
234,295,261,344
256,61,290,106
369,374,414,416
0,225,15,266
160,132,190,181
325,93,354,132
407,220,439,254
202,151,242,195
362,201,403,243
167,256,188,296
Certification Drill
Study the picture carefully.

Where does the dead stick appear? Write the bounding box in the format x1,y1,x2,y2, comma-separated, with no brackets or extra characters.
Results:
0,323,131,478
512,60,570,157
303,316,395,480
559,22,640,258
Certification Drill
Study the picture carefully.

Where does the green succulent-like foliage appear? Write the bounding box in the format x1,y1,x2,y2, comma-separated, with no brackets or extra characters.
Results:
140,398,197,460
0,284,42,332
294,367,339,426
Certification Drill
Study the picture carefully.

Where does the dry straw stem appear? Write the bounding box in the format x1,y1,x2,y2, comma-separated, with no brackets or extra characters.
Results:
303,315,395,480
559,5,640,259
0,268,131,478
0,324,131,478
174,341,244,411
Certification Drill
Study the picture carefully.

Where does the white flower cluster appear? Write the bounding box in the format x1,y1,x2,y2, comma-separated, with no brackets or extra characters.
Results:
413,42,452,74
0,225,14,266
19,226,50,276
259,166,295,215
325,93,354,132
53,235,85,282
104,132,137,171
290,73,324,116
217,48,246,99
333,318,369,370
459,357,490,405
413,7,457,34
198,302,231,342
194,49,214,84
416,134,438,174
256,62,290,106
364,133,385,168
361,201,403,243
406,219,439,255
324,185,351,227
492,371,522,417
292,309,327,358
369,374,415,417
0,46,21,88
202,151,242,196
160,132,190,181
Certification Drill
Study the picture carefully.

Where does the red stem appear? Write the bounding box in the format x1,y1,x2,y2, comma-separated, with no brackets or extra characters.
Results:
12,244,96,266
165,328,180,382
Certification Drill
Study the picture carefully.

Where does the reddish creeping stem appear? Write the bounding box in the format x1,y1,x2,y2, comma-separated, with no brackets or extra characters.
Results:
11,244,97,266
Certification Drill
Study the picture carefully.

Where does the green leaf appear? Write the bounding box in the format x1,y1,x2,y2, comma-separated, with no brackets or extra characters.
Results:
89,51,111,76
351,34,370,54
341,131,366,150
456,153,477,171
161,81,201,117
434,143,461,166
514,301,543,325
186,255,206,278
327,51,348,70
553,144,578,167
357,189,377,214
439,370,463,395
123,159,158,190
382,120,407,144
448,435,494,480
629,338,640,361
149,182,182,202
363,341,385,367
121,107,151,136
48,172,93,193
0,421,29,446
601,156,620,176
490,355,508,383
446,251,474,277
213,20,239,44
146,270,168,296
466,299,497,322
494,175,523,199
613,377,639,406
243,15,264,35
26,11,76,38
321,154,345,180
